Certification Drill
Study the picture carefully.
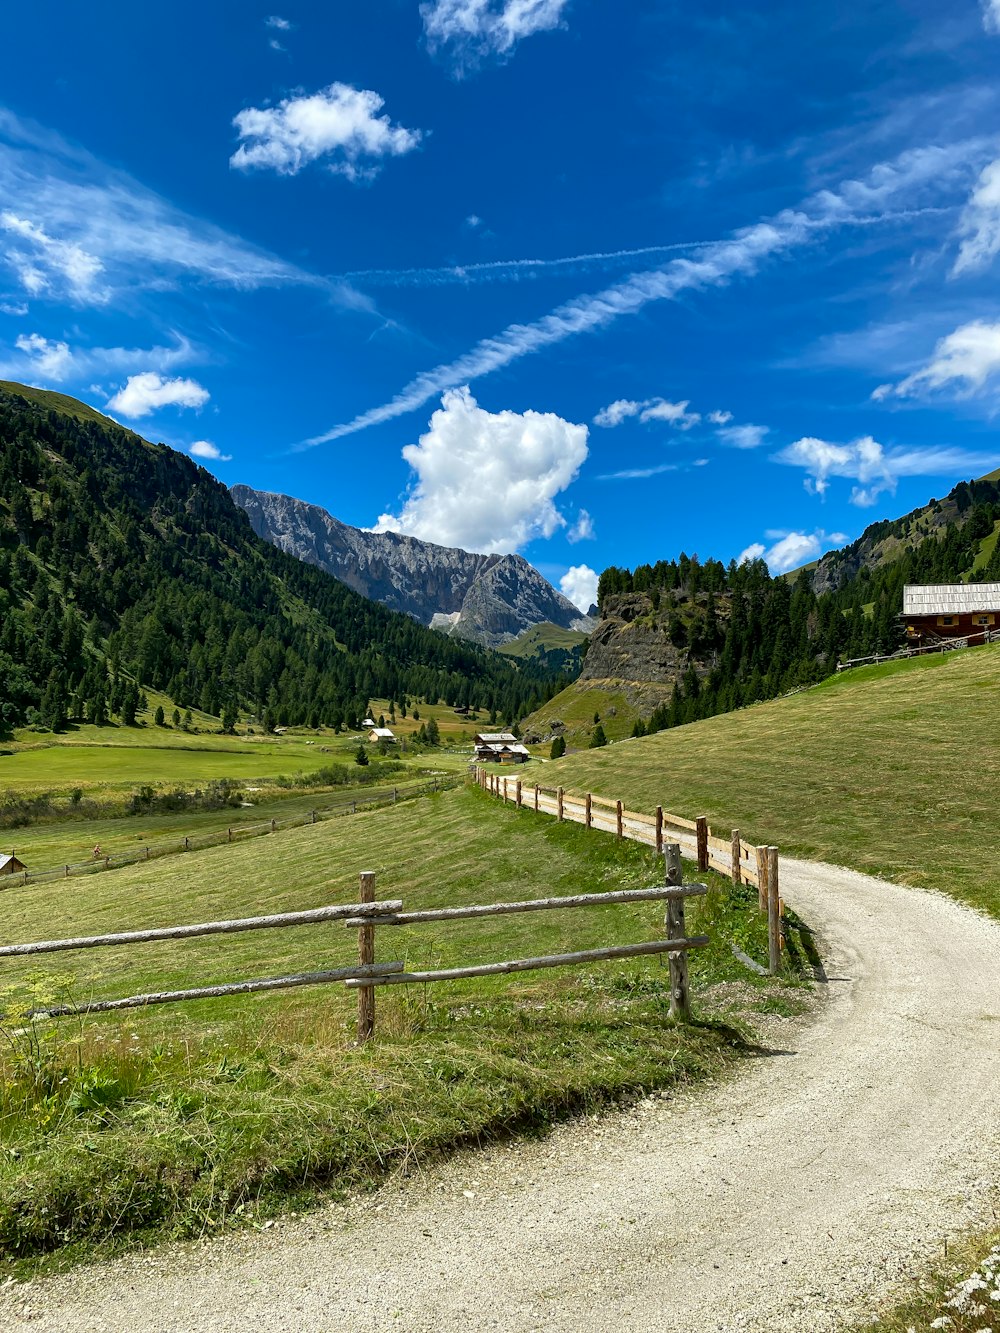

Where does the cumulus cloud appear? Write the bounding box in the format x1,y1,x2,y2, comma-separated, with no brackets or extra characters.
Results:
371,386,587,553
421,0,570,70
776,433,1000,507
738,531,841,574
560,564,599,614
567,509,594,542
189,440,232,462
106,372,209,419
231,83,422,180
717,422,768,449
0,330,198,386
708,409,732,425
265,15,291,29
593,396,699,429
875,320,1000,397
981,0,1000,33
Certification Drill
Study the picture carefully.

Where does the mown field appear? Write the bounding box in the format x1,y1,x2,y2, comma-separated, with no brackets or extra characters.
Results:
548,642,1000,917
0,785,797,1273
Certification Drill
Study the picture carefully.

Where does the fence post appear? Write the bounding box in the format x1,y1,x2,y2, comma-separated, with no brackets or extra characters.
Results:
228,828,232,843
313,808,319,821
616,800,623,839
557,786,564,821
516,779,522,808
696,817,709,872
664,843,690,1021
534,783,540,812
104,856,110,870
145,846,149,861
755,845,768,912
357,870,377,1043
586,792,592,829
767,847,781,975
655,805,663,853
271,819,276,833
65,865,69,878
731,828,741,886
392,789,397,805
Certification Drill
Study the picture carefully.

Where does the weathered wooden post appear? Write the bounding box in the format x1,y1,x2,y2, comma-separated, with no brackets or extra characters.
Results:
65,865,69,879
534,783,540,812
655,805,663,853
755,845,768,912
515,779,522,808
664,843,690,1021
357,870,377,1043
228,828,232,843
696,816,709,872
557,786,564,821
586,792,593,829
616,800,623,839
730,828,741,886
270,819,276,833
184,836,189,851
767,847,781,975
313,807,319,821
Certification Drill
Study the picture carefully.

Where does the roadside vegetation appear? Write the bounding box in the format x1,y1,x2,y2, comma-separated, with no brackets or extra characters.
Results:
0,786,805,1274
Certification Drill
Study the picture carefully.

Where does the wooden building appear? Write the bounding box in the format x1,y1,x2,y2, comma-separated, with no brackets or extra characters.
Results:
0,853,27,878
368,726,396,743
902,583,1000,643
474,735,530,764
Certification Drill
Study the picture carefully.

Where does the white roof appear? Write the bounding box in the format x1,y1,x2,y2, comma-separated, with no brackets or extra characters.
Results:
474,732,517,744
903,583,1000,615
369,727,395,738
0,854,23,871
478,742,530,756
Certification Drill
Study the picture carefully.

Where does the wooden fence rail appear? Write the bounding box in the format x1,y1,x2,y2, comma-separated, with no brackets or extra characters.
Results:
475,765,783,976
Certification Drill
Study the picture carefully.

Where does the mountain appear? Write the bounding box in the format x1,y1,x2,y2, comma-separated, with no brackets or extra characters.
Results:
0,382,569,733
231,485,594,649
523,475,1000,746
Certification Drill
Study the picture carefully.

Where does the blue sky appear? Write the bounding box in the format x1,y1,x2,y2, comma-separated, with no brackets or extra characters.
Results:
5,2,1000,611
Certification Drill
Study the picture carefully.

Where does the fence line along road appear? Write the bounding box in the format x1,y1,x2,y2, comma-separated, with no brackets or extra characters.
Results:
3,775,458,890
476,765,784,977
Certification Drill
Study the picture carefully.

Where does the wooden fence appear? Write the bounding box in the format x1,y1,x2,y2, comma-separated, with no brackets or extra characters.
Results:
837,625,1000,672
475,767,784,976
8,855,709,1042
2,776,457,891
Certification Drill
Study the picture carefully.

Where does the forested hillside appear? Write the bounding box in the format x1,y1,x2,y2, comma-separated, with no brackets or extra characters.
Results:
0,384,569,734
595,476,1000,735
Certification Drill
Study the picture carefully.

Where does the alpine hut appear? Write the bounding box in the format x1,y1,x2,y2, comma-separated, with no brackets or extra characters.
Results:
902,583,1000,645
0,853,27,879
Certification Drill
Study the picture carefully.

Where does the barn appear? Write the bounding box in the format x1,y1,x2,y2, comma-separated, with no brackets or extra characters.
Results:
0,853,27,878
902,583,1000,644
368,727,396,743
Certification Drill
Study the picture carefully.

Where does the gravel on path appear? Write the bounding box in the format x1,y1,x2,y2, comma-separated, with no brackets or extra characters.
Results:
4,857,1000,1333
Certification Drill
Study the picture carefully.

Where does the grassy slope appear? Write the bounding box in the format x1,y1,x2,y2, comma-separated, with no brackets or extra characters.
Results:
499,623,588,658
0,786,794,1267
548,643,1000,917
526,682,644,744
0,381,126,430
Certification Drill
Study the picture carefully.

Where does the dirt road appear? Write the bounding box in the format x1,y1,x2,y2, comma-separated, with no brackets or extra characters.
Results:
5,858,1000,1332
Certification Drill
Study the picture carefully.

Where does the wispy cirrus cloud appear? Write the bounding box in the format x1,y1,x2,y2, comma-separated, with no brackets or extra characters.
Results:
872,319,1000,398
775,433,1000,507
981,1,1000,34
305,138,990,449
717,422,768,449
230,83,422,180
0,107,341,307
422,0,570,73
0,330,198,386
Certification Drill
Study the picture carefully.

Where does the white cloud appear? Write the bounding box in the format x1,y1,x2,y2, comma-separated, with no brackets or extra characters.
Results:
265,15,292,29
231,83,422,180
567,509,594,542
421,0,570,70
737,542,766,565
981,0,1000,34
593,396,699,429
306,139,988,448
877,320,1000,397
953,159,1000,274
189,440,232,462
465,214,483,229
708,409,732,425
106,372,209,419
371,386,587,553
0,331,198,386
560,564,599,614
776,433,1000,507
597,461,679,480
717,422,768,449
0,108,340,306
0,300,28,316
13,332,72,379
738,532,831,574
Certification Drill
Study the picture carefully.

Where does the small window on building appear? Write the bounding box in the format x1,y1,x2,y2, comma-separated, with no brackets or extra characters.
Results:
976,615,991,625
941,616,954,625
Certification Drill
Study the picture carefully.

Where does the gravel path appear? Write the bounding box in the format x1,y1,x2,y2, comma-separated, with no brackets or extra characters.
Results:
5,857,1000,1332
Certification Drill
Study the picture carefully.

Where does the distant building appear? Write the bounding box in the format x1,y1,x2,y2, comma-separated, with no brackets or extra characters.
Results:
363,717,376,728
902,584,1000,643
369,727,396,742
474,740,530,764
0,853,27,878
473,732,517,746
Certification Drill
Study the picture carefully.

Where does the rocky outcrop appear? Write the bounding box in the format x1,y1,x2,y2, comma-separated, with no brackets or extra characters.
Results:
231,485,593,649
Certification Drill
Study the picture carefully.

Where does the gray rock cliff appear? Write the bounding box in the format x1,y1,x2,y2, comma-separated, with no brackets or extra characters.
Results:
231,484,593,648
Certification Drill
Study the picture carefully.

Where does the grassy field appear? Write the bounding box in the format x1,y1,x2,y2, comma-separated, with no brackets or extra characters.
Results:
498,622,588,659
0,785,800,1271
546,642,1000,917
524,682,649,745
